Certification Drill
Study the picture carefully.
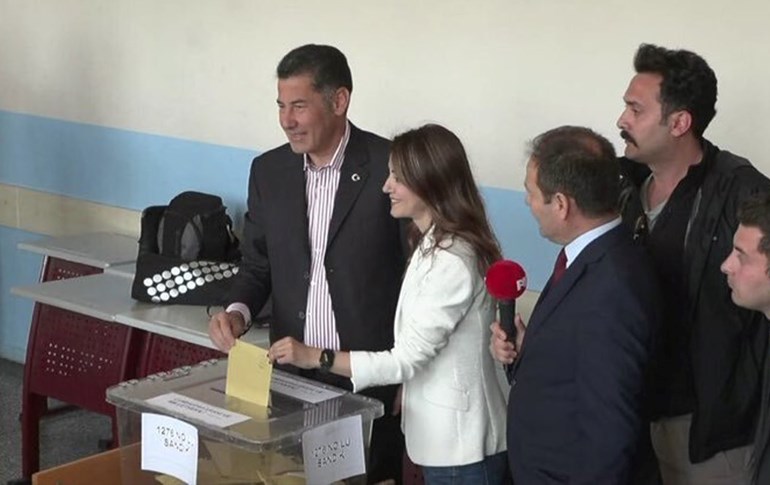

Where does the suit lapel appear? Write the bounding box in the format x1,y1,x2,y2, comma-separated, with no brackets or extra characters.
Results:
328,125,370,246
525,262,586,338
512,226,626,374
510,270,579,377
276,152,311,255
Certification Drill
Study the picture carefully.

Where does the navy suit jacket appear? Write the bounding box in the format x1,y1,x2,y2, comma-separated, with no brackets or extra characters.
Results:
507,224,661,484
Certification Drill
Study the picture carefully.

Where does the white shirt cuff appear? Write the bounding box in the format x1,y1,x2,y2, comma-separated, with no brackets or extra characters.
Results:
225,303,252,328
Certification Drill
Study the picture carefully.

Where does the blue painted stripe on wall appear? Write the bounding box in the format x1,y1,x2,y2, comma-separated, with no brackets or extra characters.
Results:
482,186,560,290
0,111,556,288
0,110,256,213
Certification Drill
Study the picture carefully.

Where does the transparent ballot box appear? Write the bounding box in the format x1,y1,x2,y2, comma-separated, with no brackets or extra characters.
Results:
106,359,384,484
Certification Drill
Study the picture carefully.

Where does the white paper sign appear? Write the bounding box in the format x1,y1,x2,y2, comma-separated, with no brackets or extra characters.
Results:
141,413,199,485
146,392,250,428
271,373,344,404
302,414,366,484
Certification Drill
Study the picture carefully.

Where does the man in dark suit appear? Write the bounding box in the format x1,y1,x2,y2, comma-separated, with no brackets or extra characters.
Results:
208,44,406,483
491,126,661,484
719,192,770,484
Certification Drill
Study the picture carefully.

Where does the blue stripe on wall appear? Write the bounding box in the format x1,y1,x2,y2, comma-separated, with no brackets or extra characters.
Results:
482,186,560,290
0,110,256,214
0,110,557,288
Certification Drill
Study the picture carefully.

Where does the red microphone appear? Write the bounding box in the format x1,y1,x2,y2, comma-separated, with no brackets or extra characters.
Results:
485,260,527,342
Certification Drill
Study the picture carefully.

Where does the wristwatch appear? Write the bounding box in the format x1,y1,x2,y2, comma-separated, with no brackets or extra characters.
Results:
319,348,335,373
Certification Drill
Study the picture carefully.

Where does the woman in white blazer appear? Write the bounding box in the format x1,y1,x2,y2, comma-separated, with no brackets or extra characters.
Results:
269,124,509,484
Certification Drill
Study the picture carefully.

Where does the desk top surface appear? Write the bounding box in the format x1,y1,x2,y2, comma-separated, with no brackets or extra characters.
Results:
18,232,138,268
104,262,136,279
12,272,138,321
12,273,269,350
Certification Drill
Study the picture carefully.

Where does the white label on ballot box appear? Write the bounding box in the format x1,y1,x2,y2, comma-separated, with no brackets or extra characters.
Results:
142,413,199,485
146,392,250,428
212,374,344,404
271,372,344,403
302,414,366,484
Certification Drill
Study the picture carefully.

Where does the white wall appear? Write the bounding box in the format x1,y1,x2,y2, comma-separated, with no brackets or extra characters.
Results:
2,0,770,189
2,0,769,363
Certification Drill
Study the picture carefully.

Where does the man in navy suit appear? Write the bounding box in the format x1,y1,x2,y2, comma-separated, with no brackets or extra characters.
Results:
491,126,661,484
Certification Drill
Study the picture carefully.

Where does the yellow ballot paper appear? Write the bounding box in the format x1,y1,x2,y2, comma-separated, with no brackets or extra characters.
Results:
225,340,272,407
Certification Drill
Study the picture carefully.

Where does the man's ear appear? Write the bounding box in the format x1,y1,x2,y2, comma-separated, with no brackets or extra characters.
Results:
332,87,350,116
554,192,571,220
669,110,693,138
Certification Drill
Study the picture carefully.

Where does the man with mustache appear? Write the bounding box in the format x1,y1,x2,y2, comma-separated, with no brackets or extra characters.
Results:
617,43,770,484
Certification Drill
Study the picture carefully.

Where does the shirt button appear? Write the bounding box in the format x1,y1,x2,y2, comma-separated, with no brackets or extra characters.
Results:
298,311,305,319
303,271,310,279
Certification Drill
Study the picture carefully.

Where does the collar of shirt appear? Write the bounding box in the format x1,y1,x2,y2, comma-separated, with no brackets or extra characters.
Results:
417,224,455,252
419,224,436,248
303,121,350,173
564,217,622,268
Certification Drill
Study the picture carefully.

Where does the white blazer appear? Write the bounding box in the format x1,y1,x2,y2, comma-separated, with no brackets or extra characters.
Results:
350,230,508,467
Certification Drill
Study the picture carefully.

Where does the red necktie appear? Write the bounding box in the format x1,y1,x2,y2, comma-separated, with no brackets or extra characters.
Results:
552,248,567,284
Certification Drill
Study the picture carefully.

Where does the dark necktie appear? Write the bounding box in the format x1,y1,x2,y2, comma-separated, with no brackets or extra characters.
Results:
552,248,567,284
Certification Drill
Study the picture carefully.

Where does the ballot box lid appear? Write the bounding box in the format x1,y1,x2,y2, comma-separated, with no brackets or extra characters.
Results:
106,358,384,453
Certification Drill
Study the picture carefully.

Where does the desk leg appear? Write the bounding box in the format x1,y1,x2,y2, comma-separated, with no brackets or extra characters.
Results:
19,390,46,478
19,298,48,479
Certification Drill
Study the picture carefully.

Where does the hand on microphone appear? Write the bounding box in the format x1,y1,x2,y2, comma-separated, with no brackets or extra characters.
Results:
490,314,526,364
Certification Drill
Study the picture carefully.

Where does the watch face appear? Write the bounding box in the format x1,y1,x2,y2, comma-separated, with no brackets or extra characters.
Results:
320,349,335,371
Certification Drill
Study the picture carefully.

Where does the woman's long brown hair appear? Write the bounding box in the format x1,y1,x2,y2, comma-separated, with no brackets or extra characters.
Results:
390,124,502,275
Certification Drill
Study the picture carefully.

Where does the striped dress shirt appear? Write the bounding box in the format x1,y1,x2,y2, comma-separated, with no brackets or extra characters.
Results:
302,122,351,350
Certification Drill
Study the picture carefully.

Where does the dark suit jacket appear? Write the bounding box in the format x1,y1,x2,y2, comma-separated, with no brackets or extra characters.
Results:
752,322,770,484
507,224,661,484
227,123,406,399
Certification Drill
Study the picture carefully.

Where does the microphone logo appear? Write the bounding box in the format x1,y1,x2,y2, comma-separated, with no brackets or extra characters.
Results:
516,276,527,293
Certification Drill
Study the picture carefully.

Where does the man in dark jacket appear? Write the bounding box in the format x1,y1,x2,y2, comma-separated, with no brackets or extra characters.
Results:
208,44,406,483
720,192,770,485
617,43,770,484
